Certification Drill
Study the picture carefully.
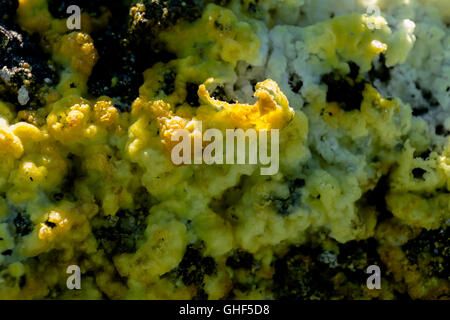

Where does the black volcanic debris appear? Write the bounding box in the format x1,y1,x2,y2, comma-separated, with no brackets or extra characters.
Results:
0,0,208,111
273,245,334,299
92,208,150,256
57,153,83,202
161,242,216,299
88,8,157,111
244,0,259,15
1,207,34,259
412,167,427,180
0,24,57,109
128,0,204,46
92,187,156,257
161,69,176,96
0,0,18,23
138,0,204,27
177,244,216,286
336,238,384,283
13,212,33,237
436,124,449,136
226,250,255,270
47,0,129,20
321,62,366,112
402,227,449,279
2,249,12,255
127,0,201,65
411,107,428,116
363,175,393,223
213,0,231,5
185,82,201,107
348,62,360,79
47,0,108,19
274,239,386,299
166,0,204,23
288,73,303,93
88,24,144,110
273,178,305,216
211,85,235,103
416,149,431,160
368,54,391,84
412,82,440,116
129,0,167,46
87,0,193,109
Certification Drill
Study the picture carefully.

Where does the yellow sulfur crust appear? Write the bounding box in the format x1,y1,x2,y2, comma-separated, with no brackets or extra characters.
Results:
0,0,448,300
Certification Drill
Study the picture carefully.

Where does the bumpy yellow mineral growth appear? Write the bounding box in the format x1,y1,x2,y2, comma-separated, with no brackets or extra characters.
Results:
0,0,448,300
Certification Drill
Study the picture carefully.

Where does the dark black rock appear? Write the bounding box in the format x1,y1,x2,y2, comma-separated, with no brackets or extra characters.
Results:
0,23,57,109
402,228,449,279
